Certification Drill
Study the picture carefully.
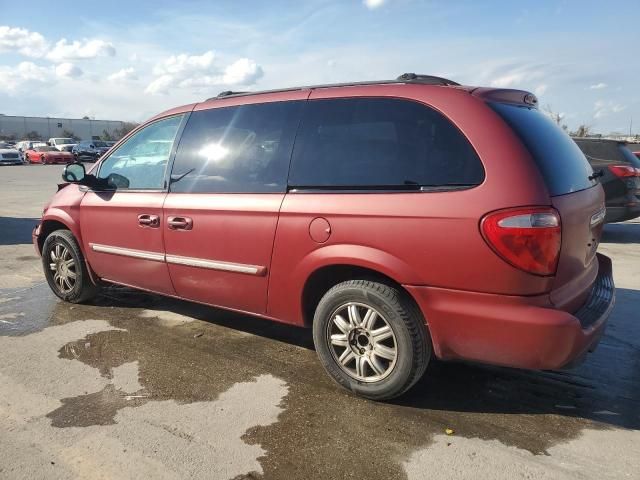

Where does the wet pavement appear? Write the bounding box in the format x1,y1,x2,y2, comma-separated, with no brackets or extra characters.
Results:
1,165,639,479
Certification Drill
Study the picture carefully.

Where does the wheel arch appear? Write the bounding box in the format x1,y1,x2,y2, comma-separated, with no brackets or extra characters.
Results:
38,211,82,254
300,263,422,328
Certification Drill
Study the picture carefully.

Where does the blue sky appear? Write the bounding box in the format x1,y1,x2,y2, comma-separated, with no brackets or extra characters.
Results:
1,0,638,134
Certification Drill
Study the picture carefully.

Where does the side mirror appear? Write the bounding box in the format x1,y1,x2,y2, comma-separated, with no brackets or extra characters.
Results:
62,162,86,183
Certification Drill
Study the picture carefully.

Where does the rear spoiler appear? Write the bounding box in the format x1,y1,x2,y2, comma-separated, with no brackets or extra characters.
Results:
470,88,538,108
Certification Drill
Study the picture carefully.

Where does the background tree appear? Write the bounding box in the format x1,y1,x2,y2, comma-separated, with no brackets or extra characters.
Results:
25,131,42,141
61,129,80,141
572,124,593,137
543,104,568,132
102,129,114,141
113,122,139,140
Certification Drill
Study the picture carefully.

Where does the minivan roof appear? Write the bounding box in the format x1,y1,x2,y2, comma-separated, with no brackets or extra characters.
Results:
148,74,538,123
205,73,461,101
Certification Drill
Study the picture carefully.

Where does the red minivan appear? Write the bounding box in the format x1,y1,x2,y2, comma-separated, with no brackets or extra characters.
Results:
34,74,614,399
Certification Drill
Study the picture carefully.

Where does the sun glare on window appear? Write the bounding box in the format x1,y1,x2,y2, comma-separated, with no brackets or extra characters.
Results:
198,143,229,163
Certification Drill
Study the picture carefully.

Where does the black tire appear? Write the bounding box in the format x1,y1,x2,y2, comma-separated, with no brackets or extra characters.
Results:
42,229,98,303
312,280,430,400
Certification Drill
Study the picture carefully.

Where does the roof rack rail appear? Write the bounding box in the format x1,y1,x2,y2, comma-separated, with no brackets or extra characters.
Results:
206,90,250,101
396,73,460,86
204,73,460,101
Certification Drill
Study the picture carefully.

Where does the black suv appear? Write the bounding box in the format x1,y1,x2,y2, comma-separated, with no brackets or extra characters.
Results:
573,138,640,223
72,140,110,161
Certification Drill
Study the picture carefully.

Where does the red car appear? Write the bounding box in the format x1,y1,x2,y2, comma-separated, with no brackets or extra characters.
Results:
33,74,615,399
25,146,74,164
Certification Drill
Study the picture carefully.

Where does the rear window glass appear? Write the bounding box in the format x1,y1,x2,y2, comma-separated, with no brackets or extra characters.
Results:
289,98,484,189
491,103,595,196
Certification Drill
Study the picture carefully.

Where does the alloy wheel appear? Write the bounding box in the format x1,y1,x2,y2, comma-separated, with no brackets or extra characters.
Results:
326,302,398,383
49,243,77,293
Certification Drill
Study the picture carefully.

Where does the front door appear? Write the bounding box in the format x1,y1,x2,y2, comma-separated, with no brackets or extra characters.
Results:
80,114,185,295
163,97,304,314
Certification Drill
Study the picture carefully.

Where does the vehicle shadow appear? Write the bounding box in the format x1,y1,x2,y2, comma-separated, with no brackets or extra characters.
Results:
0,217,39,245
396,286,640,431
92,284,640,432
601,220,640,244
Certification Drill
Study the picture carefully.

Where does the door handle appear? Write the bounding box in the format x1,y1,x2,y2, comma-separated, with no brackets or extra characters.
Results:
138,214,160,228
167,216,193,230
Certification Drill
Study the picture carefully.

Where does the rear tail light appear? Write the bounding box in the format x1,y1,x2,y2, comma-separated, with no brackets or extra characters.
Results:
608,165,640,178
481,207,561,276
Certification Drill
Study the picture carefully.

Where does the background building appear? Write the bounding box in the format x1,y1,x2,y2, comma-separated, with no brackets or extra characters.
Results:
0,114,126,141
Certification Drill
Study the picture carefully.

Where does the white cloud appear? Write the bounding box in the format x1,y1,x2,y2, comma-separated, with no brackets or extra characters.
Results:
363,0,387,9
491,73,525,88
55,62,83,78
222,58,263,85
146,51,263,95
589,82,607,90
145,74,177,95
594,100,626,119
108,67,137,82
47,38,116,62
0,26,115,63
534,84,548,96
153,51,215,75
0,26,48,57
0,61,52,92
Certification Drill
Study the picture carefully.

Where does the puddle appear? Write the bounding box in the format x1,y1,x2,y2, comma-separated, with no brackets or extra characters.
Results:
1,281,639,479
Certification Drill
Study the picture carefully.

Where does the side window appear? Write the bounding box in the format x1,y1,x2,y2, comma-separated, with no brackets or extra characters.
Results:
289,98,484,188
170,101,303,193
98,115,184,190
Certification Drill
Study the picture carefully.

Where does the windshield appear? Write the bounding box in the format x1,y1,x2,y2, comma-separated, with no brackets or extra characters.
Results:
35,146,58,152
490,103,596,196
53,138,74,145
93,141,108,147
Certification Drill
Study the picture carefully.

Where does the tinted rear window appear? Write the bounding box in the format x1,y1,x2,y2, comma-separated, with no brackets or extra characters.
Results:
491,103,595,196
289,98,484,189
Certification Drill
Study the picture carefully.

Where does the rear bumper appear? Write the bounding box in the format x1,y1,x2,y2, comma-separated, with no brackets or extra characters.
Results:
405,254,615,370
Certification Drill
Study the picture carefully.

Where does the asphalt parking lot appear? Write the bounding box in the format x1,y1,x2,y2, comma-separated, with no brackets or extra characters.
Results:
1,165,639,480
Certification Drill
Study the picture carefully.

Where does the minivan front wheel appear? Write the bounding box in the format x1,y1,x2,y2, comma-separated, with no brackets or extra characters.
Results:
313,280,430,400
42,230,98,303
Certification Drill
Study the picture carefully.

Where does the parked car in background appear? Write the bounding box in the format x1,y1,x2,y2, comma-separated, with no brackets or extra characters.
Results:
573,138,640,223
0,142,23,165
630,147,640,161
47,138,77,153
72,140,110,161
25,146,74,164
16,140,47,160
34,74,614,400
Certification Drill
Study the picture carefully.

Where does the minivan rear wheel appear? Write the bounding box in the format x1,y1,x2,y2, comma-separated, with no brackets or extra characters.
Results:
312,280,430,400
42,230,98,303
